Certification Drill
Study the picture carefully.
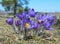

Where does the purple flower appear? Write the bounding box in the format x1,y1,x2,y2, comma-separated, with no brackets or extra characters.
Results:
29,20,39,29
30,20,35,25
33,22,39,29
49,20,55,25
28,9,36,17
43,21,53,30
22,18,31,28
47,14,55,25
24,14,30,21
23,20,36,29
37,14,47,24
6,17,13,25
43,21,51,29
24,22,32,29
16,12,26,20
15,20,21,26
47,14,55,21
24,19,30,23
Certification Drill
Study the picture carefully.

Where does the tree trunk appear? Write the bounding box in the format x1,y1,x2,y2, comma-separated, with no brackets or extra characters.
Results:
14,0,17,18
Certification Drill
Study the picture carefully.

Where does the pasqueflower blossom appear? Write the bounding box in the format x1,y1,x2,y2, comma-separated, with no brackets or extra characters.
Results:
28,9,36,17
15,20,21,26
6,17,13,25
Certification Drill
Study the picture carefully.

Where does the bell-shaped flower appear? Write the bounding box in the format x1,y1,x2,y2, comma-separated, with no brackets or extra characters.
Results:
22,18,31,28
6,17,13,25
24,22,33,29
28,9,36,17
16,12,26,20
30,20,35,25
33,22,39,29
43,21,53,30
49,19,55,26
24,14,30,21
29,20,39,29
15,20,21,27
23,20,35,29
47,14,55,25
43,21,51,29
37,14,47,24
47,14,55,21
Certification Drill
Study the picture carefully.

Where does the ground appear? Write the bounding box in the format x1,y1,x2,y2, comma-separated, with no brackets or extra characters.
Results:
0,16,60,44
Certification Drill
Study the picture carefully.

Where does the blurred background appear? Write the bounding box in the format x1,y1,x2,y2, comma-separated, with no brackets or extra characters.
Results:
0,0,60,18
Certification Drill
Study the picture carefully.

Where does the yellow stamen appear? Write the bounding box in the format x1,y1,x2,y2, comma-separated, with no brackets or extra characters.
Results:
25,23,29,28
